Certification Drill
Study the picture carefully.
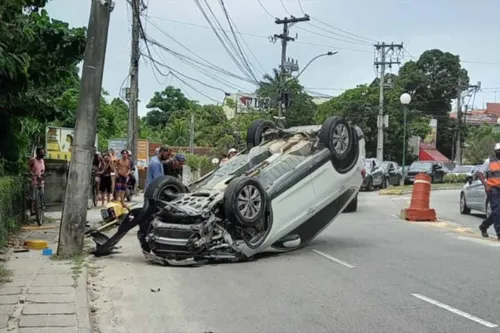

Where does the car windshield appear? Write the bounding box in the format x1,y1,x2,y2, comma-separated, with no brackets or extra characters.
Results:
452,165,473,173
409,162,432,171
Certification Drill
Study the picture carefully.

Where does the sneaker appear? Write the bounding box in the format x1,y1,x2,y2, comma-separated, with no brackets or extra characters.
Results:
479,225,489,238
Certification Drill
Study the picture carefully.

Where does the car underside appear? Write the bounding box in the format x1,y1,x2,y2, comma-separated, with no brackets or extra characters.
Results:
91,117,366,266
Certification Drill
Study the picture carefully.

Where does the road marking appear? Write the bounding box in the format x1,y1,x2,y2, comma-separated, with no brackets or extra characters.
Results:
312,249,355,269
411,293,498,328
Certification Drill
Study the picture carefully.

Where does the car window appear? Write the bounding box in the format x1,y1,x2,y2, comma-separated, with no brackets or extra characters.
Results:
453,165,473,173
410,162,432,171
365,160,373,169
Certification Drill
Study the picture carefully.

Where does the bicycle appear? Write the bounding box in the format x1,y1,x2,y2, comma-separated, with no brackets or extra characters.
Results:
26,173,48,226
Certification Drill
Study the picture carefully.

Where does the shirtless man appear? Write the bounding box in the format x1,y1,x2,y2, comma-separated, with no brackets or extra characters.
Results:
115,150,131,207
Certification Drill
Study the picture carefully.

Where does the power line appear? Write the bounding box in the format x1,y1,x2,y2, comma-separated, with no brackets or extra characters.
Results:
147,16,374,54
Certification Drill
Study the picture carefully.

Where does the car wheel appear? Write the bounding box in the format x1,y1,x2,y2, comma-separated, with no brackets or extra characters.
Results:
486,199,491,219
246,119,276,149
343,194,358,213
460,192,471,215
224,177,267,226
143,175,188,207
319,116,358,172
394,176,401,187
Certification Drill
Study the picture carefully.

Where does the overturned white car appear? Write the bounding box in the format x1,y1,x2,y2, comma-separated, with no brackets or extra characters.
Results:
91,116,366,265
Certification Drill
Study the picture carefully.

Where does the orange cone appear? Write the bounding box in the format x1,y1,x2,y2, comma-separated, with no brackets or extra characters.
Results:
402,173,436,222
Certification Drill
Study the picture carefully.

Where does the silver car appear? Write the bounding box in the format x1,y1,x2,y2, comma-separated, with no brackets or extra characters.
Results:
460,173,490,218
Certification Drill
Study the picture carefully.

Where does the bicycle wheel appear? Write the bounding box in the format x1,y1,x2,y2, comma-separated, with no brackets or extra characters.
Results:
35,190,44,226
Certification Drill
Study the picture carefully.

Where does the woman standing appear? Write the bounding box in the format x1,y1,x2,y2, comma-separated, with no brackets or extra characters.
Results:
99,154,115,207
92,153,103,201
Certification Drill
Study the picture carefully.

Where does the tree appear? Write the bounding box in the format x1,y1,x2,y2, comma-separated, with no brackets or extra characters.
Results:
144,86,194,127
256,69,316,127
0,0,86,167
464,125,500,164
396,49,469,158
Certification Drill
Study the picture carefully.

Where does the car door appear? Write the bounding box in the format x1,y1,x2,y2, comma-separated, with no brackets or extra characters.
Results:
465,175,485,210
372,160,384,186
388,162,399,185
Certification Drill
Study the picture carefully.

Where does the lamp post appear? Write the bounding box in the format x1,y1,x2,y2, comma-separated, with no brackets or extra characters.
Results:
295,51,338,80
400,93,412,179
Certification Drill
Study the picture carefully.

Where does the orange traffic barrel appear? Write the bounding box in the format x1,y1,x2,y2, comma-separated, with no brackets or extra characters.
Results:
402,173,436,222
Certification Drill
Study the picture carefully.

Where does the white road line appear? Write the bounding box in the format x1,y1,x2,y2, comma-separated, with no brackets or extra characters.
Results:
312,249,355,269
411,293,498,328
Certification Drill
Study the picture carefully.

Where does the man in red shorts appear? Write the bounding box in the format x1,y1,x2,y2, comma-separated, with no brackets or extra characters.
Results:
115,150,131,207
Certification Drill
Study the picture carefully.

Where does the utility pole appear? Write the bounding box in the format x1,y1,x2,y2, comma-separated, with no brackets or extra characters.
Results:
127,0,141,158
455,78,463,164
57,0,114,256
457,81,481,163
374,42,404,161
189,110,195,154
273,15,309,126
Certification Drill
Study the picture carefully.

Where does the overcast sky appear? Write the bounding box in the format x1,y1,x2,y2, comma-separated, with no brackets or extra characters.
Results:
46,0,500,116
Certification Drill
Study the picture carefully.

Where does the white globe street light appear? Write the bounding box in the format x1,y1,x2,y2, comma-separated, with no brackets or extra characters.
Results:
400,93,411,105
400,93,412,180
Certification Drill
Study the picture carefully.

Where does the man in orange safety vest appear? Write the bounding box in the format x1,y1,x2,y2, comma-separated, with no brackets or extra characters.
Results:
478,143,500,240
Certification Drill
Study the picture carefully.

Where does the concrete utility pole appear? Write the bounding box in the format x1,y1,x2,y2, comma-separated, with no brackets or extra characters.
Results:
455,78,463,164
57,0,114,256
273,15,309,126
127,0,141,158
456,81,481,164
374,42,404,161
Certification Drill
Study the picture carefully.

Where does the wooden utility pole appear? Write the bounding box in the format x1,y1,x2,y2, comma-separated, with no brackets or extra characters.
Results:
127,0,140,158
57,0,114,256
455,78,463,164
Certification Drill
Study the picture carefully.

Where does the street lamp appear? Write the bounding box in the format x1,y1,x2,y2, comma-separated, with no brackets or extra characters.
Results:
295,51,338,79
400,93,412,180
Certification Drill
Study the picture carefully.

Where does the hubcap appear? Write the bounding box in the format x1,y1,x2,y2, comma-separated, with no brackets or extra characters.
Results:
332,123,349,155
237,185,262,219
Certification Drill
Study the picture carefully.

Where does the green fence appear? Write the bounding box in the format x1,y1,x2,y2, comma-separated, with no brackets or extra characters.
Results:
0,176,29,248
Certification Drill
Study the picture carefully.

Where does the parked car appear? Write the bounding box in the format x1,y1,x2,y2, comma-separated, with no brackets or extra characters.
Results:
404,161,447,185
361,158,385,190
452,165,479,182
460,172,490,218
382,161,403,186
91,116,366,266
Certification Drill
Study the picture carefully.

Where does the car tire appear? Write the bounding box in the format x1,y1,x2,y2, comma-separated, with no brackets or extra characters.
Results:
224,177,267,226
366,177,374,191
343,194,358,213
394,176,401,186
460,192,471,215
319,116,357,172
381,177,389,189
246,119,276,149
143,175,188,210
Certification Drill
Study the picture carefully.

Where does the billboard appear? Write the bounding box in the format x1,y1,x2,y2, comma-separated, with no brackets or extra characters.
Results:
420,118,437,150
45,126,98,161
107,139,127,159
108,138,149,168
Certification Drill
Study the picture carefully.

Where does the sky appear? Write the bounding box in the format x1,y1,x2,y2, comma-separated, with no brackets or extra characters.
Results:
46,0,500,117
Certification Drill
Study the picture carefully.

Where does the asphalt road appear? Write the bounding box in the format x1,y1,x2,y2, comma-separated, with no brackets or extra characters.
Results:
89,190,500,333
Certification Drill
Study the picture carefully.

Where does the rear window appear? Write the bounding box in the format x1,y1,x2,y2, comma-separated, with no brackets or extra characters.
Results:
452,166,473,173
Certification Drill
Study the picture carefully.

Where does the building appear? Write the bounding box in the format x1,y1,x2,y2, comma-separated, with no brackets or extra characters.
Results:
222,92,271,120
449,103,500,125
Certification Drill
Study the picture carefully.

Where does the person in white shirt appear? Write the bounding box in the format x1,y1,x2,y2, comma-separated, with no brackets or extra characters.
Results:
219,148,237,165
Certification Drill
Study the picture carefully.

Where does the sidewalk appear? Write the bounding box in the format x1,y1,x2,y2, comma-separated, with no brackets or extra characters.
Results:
0,206,107,333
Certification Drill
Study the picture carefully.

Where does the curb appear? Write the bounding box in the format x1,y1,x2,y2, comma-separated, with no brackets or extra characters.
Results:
75,259,92,333
379,185,463,196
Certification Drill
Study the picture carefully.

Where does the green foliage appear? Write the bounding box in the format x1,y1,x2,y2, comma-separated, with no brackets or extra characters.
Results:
0,1,86,165
184,153,212,172
443,173,469,184
464,125,500,165
0,176,29,248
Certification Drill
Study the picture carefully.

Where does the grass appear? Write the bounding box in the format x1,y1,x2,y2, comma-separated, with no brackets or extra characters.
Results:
0,264,12,283
50,253,86,287
379,183,464,195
